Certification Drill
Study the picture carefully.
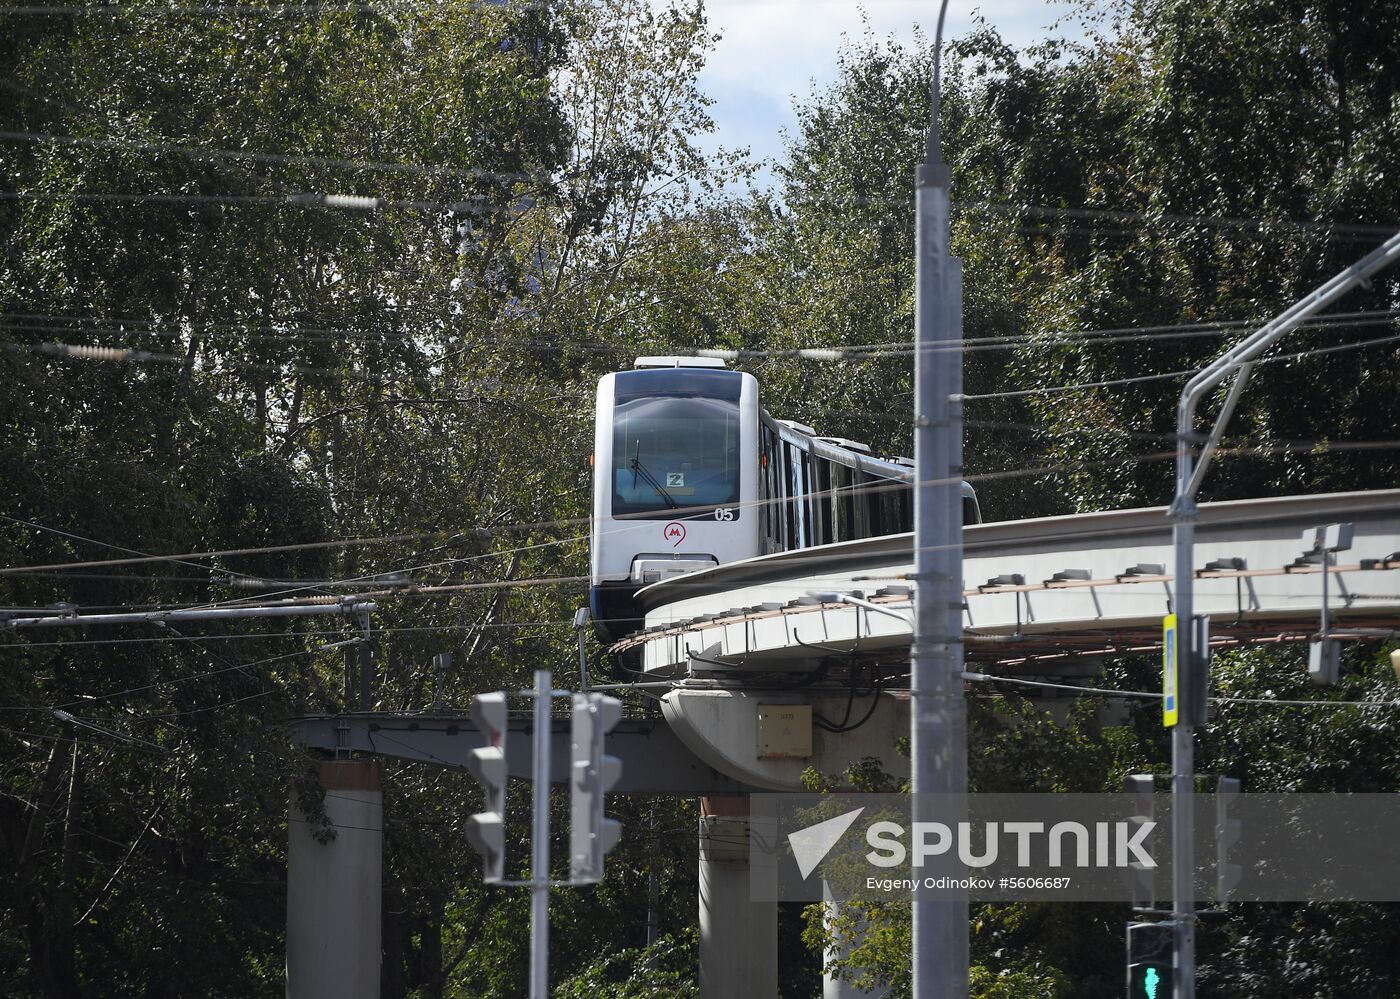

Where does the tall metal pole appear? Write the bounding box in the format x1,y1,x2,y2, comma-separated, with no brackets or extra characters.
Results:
912,0,967,994
1167,228,1400,998
530,669,551,999
1168,494,1197,999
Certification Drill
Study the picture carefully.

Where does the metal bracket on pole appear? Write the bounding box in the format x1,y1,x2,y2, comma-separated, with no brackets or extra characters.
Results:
1306,523,1353,685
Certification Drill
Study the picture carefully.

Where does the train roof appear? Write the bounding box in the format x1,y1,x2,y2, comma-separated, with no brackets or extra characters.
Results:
633,355,727,369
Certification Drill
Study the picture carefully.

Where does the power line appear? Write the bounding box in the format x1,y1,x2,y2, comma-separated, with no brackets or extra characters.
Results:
54,647,323,709
0,1,543,17
0,190,497,211
6,183,1400,249
0,324,1323,404
962,200,1400,238
4,434,1394,600
0,512,269,584
786,191,1400,240
11,438,1396,628
3,339,578,394
964,671,1400,710
0,575,589,621
5,306,1396,355
15,305,1398,365
0,620,576,649
0,129,553,187
956,329,1400,401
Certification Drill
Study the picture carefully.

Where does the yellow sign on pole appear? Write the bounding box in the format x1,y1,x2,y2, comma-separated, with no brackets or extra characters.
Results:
1162,614,1179,728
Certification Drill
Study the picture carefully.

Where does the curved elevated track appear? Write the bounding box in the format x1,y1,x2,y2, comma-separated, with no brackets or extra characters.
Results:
615,489,1400,675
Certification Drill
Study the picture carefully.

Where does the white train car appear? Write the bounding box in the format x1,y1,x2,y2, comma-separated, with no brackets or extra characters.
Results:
590,357,759,641
589,356,980,643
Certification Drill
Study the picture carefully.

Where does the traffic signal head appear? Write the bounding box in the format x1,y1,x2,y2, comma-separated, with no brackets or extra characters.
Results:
1126,921,1173,999
469,691,508,746
570,692,623,882
465,691,509,882
1123,775,1155,911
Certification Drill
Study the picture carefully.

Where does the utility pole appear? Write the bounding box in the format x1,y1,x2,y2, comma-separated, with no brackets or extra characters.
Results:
529,669,551,999
1167,228,1400,998
912,0,968,995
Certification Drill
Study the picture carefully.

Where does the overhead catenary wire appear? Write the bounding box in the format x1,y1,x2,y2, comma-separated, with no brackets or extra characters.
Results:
5,306,1395,357
963,671,1400,710
4,436,1397,612
0,190,510,212
0,1,546,15
0,620,576,649
10,309,1395,410
0,512,269,584
4,176,1399,245
954,329,1400,402
781,191,1400,240
0,129,554,187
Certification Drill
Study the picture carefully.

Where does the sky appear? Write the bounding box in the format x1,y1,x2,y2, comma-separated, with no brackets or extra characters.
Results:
669,0,1090,190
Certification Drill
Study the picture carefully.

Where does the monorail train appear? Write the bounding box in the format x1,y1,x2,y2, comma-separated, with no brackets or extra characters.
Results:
589,356,981,643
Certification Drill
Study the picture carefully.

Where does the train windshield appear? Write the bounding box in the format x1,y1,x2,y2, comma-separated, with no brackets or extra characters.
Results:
612,395,741,517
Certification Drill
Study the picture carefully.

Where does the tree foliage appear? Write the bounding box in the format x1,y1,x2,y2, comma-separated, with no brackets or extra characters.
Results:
2,0,1399,995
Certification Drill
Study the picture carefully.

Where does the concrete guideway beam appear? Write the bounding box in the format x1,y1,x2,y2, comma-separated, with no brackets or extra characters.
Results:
661,687,909,791
287,712,760,794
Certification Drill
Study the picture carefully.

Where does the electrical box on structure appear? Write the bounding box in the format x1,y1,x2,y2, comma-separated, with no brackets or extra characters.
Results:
757,704,812,759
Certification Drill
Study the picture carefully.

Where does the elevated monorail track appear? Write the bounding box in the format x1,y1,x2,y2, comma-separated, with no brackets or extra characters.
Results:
613,489,1400,674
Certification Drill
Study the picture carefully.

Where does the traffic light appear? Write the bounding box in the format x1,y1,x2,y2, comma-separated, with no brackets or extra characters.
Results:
465,692,508,882
570,692,623,882
1123,774,1155,911
1216,776,1242,906
1126,921,1174,999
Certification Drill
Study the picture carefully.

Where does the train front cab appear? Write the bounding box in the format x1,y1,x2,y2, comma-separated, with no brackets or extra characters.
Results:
590,358,760,643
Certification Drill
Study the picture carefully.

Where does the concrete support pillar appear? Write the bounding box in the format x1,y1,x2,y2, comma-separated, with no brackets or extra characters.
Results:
698,795,777,999
287,759,383,999
822,880,890,999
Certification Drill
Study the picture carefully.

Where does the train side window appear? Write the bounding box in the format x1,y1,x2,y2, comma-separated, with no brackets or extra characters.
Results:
799,451,814,547
809,457,830,546
831,463,854,542
794,447,811,547
782,442,803,549
760,425,782,551
851,470,864,540
862,472,882,538
877,477,905,537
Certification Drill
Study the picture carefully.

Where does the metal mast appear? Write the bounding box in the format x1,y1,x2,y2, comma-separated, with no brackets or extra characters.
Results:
1168,229,1400,997
912,0,968,994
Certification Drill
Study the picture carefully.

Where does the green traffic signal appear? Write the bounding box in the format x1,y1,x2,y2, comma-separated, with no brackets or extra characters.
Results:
1129,963,1172,999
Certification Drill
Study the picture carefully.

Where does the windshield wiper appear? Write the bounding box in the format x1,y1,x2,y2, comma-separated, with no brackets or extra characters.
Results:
629,440,679,509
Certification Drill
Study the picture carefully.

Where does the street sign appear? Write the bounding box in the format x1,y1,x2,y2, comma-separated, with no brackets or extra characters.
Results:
1162,614,1178,728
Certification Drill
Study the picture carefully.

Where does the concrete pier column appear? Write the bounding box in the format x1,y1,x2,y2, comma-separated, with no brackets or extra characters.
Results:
698,795,777,999
287,759,383,999
822,880,890,999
